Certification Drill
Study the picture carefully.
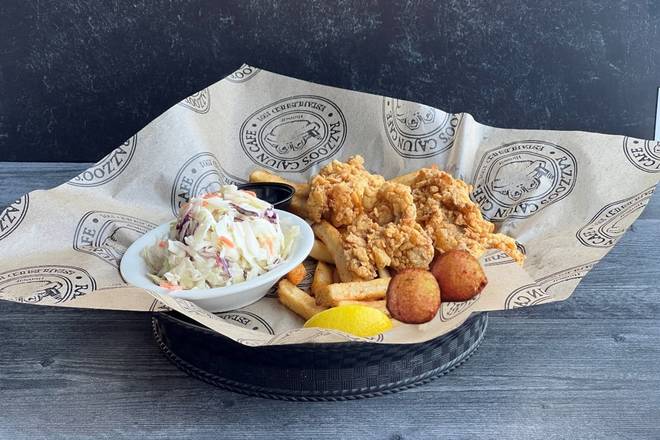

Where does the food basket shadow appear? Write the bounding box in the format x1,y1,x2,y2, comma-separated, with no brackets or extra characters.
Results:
152,311,487,401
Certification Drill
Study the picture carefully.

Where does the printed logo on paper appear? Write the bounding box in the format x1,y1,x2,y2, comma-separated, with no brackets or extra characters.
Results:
169,297,211,319
0,265,96,305
226,65,261,83
239,95,347,172
148,299,169,312
68,136,137,187
577,186,655,248
382,98,460,158
171,152,246,215
504,261,596,309
623,137,660,173
265,327,380,345
472,141,578,221
216,310,275,334
482,243,527,267
178,88,211,114
0,194,29,240
440,294,480,322
73,211,157,268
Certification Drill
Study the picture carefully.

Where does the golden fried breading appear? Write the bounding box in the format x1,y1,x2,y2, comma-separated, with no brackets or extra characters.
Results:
411,168,524,263
431,250,488,301
306,157,523,280
369,181,417,225
308,156,429,280
370,221,434,271
341,214,378,279
306,156,384,227
342,214,434,279
386,269,441,324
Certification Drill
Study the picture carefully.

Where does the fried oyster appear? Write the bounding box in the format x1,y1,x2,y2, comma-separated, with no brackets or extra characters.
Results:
411,167,524,263
306,156,524,281
307,156,434,280
307,156,385,227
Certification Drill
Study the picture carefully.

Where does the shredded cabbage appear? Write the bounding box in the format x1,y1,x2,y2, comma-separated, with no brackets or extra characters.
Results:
142,185,298,290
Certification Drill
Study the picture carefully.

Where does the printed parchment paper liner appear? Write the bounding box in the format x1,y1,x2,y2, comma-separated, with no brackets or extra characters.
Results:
0,64,658,345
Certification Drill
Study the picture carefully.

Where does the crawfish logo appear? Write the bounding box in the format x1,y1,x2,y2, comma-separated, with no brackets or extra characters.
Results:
264,120,322,154
0,265,96,305
383,97,459,158
240,95,346,172
491,160,555,202
395,102,437,131
472,141,577,221
73,211,157,268
199,180,223,195
22,280,66,303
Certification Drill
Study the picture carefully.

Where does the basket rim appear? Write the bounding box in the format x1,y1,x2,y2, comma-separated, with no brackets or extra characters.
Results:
152,313,488,401
154,309,485,350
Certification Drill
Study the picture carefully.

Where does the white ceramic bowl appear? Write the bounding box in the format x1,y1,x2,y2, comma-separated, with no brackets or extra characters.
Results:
120,210,314,312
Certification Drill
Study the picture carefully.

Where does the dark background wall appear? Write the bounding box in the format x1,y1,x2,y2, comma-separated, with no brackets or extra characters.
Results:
1,0,659,162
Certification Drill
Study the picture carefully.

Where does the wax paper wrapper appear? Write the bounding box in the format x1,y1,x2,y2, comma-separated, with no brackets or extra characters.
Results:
0,64,658,345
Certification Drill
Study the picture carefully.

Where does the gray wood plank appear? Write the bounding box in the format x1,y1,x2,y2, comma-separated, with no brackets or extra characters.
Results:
0,301,658,440
0,162,659,440
0,162,92,207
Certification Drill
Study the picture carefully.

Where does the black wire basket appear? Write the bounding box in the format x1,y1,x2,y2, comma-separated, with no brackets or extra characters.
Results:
152,311,488,401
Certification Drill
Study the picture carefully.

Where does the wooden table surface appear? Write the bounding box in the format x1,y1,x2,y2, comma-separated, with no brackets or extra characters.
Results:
1,162,659,440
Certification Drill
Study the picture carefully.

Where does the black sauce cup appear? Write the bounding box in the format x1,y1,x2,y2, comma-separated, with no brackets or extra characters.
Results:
237,182,295,209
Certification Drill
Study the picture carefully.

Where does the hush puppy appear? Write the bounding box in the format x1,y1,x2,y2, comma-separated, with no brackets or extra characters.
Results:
386,269,441,324
430,250,487,302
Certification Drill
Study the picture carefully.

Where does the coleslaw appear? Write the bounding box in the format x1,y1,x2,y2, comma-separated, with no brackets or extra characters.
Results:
142,185,298,290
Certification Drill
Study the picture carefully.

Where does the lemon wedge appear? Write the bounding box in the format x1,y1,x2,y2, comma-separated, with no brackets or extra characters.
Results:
303,304,392,338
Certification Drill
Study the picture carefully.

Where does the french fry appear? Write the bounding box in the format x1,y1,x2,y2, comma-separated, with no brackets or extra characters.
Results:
288,194,308,218
249,169,310,196
377,267,391,278
286,263,306,285
312,221,363,282
309,239,333,264
277,279,326,320
315,278,391,307
336,299,389,316
311,261,333,297
389,170,419,187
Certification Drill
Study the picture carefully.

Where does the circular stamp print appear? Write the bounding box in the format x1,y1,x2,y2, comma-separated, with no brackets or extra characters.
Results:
239,95,347,173
472,140,578,221
623,137,660,173
73,211,157,268
482,243,527,267
0,265,96,305
178,88,211,114
226,65,261,83
215,310,275,335
439,294,481,322
504,261,595,309
68,136,137,187
170,152,246,215
382,97,460,158
0,194,29,241
503,283,550,310
577,186,655,248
